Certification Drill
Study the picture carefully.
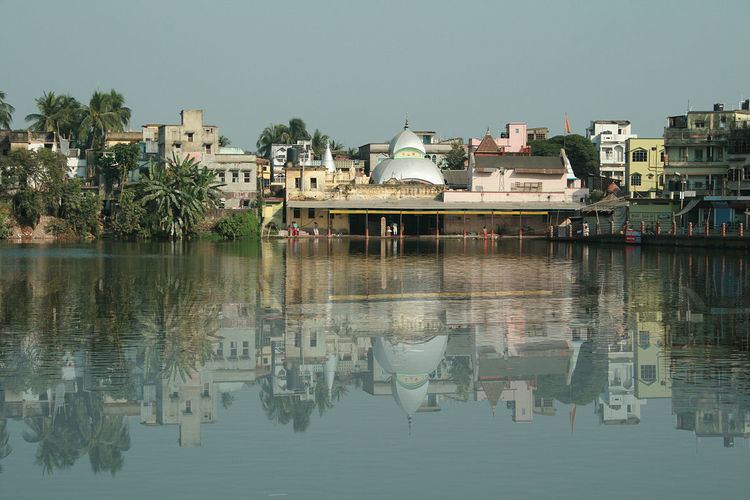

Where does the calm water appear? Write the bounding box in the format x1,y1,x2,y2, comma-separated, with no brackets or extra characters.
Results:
0,239,749,499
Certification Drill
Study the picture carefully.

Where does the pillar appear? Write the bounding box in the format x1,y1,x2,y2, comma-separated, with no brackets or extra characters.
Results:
365,212,369,239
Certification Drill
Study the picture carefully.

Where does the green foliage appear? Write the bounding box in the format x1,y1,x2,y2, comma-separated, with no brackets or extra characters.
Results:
255,118,311,158
443,142,467,170
97,143,141,197
0,215,10,239
25,92,82,140
589,189,605,203
13,189,43,227
108,189,149,239
60,180,101,237
139,154,222,239
44,218,74,238
0,90,15,129
78,90,131,150
311,129,329,157
529,134,599,178
214,210,260,240
218,135,231,147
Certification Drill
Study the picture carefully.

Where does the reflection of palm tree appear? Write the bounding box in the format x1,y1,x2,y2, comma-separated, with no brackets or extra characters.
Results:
23,416,82,475
259,377,315,432
0,420,12,473
87,416,131,476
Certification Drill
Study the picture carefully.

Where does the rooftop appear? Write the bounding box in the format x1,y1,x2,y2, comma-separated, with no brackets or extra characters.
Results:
287,199,582,211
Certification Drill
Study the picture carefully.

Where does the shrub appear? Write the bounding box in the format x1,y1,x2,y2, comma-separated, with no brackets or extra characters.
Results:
45,218,75,239
109,189,150,239
61,180,101,237
13,189,43,227
214,210,260,240
0,215,10,239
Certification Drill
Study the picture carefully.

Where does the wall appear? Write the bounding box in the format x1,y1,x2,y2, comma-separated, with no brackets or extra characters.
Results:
625,138,664,194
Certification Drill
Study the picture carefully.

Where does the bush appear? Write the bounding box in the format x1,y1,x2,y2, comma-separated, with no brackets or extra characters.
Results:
61,180,101,237
45,218,75,239
0,215,10,239
214,210,260,240
13,189,43,227
108,189,150,239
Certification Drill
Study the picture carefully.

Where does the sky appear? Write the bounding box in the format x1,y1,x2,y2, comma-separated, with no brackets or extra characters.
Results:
1,0,750,151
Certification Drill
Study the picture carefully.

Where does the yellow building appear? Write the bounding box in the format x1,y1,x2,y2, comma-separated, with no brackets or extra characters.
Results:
625,138,664,196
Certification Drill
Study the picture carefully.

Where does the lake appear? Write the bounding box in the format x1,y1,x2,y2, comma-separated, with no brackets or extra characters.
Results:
0,239,749,499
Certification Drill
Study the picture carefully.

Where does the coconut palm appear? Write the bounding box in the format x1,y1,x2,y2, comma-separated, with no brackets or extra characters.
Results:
328,139,345,153
0,420,11,473
287,118,310,142
78,90,130,150
86,416,130,476
139,154,222,239
311,129,330,158
345,147,359,159
259,377,315,432
256,123,290,159
0,91,14,129
25,91,62,134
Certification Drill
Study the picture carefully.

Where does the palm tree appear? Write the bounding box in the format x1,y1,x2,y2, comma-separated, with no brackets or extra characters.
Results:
311,129,329,158
79,90,130,150
256,123,290,159
86,416,131,476
345,147,359,159
0,420,11,473
25,91,62,134
0,91,14,129
328,139,345,153
287,118,310,142
140,154,221,239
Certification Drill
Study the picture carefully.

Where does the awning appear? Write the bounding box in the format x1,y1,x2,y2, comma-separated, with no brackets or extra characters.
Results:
674,198,700,217
328,209,549,215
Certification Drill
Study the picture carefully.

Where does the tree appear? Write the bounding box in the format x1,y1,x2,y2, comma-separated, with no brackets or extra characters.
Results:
329,139,345,153
529,134,599,178
345,147,358,159
97,143,141,200
311,129,329,158
219,135,231,147
256,123,290,159
287,118,310,142
0,90,14,129
79,90,130,150
139,154,222,239
0,420,11,473
443,142,467,170
25,92,82,141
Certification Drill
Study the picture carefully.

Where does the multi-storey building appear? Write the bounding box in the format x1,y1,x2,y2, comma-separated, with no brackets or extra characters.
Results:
586,120,637,182
624,138,665,196
663,104,750,197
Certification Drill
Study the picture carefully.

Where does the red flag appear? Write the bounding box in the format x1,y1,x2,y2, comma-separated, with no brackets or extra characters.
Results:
564,113,572,135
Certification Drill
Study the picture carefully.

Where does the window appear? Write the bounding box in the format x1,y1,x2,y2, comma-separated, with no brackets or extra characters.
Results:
187,132,194,142
294,178,300,189
308,208,315,219
310,177,317,189
615,147,624,162
543,399,553,409
216,342,224,357
205,144,211,154
660,150,665,163
744,166,750,181
310,332,317,347
618,128,623,134
631,149,647,162
173,143,181,151
231,171,239,183
203,383,210,397
293,208,300,218
640,365,657,383
242,341,249,357
230,341,237,357
217,171,225,183
630,173,642,186
638,331,650,348
515,128,519,134
243,171,251,183
604,148,613,160
294,333,301,347
694,148,703,161
185,400,192,413
694,121,706,128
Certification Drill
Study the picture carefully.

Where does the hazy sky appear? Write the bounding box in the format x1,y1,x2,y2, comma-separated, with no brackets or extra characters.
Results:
2,0,749,151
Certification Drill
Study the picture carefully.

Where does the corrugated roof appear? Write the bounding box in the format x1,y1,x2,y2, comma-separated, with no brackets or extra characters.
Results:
442,169,468,187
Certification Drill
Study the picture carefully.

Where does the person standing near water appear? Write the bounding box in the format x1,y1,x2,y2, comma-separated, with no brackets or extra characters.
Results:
313,221,319,236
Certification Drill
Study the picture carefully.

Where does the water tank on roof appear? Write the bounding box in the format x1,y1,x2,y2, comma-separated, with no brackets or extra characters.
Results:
286,147,299,166
741,99,750,111
714,103,724,112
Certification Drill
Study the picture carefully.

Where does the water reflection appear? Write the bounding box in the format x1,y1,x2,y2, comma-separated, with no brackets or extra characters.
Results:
0,240,749,480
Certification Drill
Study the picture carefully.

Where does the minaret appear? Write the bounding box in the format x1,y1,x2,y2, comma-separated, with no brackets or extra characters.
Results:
322,141,335,173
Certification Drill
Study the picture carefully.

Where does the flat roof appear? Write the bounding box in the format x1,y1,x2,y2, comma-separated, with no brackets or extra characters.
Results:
287,199,582,211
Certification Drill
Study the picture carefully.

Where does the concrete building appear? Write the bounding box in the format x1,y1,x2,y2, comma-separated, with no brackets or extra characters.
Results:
664,105,750,196
586,120,637,182
468,122,531,155
153,110,258,208
527,127,549,142
358,125,455,173
624,138,665,196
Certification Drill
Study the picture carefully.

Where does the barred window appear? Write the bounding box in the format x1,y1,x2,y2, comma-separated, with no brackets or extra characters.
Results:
632,149,647,162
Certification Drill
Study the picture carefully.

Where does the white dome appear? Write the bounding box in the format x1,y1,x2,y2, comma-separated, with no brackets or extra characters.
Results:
373,336,448,375
389,128,426,157
370,158,445,185
392,374,429,416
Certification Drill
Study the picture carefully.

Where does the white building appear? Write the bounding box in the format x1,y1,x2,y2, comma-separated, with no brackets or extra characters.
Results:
586,120,637,182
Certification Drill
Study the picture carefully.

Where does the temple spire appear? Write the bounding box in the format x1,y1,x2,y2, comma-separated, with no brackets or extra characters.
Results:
404,114,409,130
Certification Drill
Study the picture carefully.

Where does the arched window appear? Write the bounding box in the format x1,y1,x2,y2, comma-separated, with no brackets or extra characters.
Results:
615,145,624,162
630,173,642,186
632,149,647,162
659,150,665,163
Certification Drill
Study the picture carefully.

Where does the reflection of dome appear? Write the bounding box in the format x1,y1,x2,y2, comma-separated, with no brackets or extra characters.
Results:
392,374,429,416
373,336,448,374
374,336,448,419
370,123,445,185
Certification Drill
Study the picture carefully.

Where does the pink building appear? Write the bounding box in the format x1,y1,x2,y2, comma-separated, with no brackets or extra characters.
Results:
468,122,530,154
